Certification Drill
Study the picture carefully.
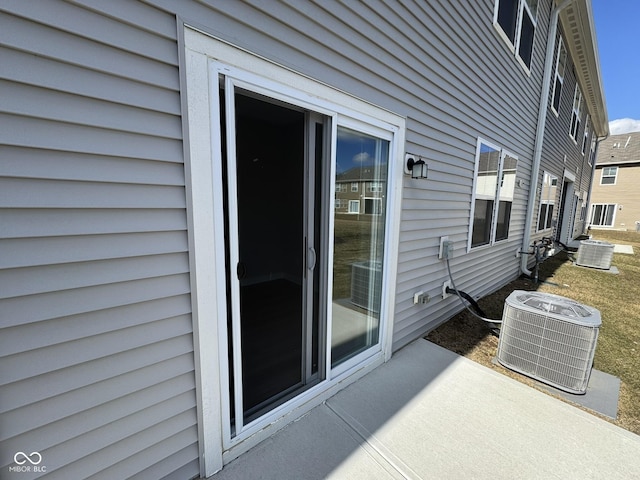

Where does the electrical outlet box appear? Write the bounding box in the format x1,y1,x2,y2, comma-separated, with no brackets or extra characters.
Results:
439,237,453,259
442,280,452,299
413,291,430,304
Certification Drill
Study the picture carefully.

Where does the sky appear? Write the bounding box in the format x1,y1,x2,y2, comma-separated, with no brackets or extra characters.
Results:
592,0,640,134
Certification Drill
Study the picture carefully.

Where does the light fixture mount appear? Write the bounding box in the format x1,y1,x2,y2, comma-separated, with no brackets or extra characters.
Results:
406,154,428,179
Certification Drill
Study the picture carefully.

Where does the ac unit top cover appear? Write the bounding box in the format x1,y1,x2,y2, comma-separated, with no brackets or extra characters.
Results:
580,239,614,248
507,291,601,328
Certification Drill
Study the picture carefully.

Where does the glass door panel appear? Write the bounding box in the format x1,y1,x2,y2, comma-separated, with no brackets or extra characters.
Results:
331,127,389,367
225,89,325,429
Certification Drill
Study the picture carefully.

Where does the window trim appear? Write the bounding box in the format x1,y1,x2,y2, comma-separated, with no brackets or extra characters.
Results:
493,0,538,73
183,25,406,475
537,171,558,232
581,116,590,155
348,199,360,213
551,37,566,116
368,181,383,192
468,138,519,251
590,203,617,227
600,166,618,185
588,137,596,166
569,84,583,142
364,197,383,215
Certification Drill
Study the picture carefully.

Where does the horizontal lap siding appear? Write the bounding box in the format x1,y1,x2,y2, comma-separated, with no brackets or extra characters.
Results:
1,0,557,475
0,1,198,479
152,0,546,350
538,25,594,244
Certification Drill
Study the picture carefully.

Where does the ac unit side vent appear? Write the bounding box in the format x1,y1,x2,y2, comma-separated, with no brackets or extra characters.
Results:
497,291,601,394
576,239,614,269
350,261,382,313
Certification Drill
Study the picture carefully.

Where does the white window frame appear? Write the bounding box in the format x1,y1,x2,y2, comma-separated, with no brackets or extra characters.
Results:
369,181,383,192
569,84,583,142
537,171,558,232
364,197,383,215
351,182,359,192
581,116,590,155
348,199,360,213
551,37,566,115
600,166,618,185
493,0,538,72
590,203,617,227
468,138,519,251
183,25,405,477
588,137,596,166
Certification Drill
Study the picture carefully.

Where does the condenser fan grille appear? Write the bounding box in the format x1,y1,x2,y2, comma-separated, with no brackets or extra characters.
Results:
575,239,614,269
497,291,601,394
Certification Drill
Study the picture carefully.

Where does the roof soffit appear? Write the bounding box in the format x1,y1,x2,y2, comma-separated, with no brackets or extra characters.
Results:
558,0,609,137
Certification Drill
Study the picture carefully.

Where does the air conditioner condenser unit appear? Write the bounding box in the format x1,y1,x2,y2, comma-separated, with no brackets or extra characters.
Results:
575,239,614,269
497,291,601,394
350,260,382,312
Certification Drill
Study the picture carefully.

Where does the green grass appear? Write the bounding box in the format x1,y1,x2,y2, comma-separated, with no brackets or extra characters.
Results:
428,230,640,434
332,217,383,299
538,230,640,434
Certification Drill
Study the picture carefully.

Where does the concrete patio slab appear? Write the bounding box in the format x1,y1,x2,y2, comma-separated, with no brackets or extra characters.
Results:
212,339,640,479
536,367,621,419
614,244,634,254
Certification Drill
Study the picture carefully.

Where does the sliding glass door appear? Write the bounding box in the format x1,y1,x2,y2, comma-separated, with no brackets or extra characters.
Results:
219,73,395,439
331,127,389,368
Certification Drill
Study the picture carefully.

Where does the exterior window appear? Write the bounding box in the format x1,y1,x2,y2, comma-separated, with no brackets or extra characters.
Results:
590,204,616,227
494,0,538,69
589,137,596,166
569,85,583,141
537,172,558,231
551,38,567,114
364,198,382,215
348,200,360,213
600,166,618,185
334,198,341,209
469,139,518,249
582,116,590,155
368,182,383,192
351,182,358,192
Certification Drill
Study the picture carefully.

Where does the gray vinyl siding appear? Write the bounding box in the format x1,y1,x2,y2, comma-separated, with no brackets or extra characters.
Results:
1,0,561,477
0,1,199,479
165,0,550,348
165,0,550,349
535,24,596,244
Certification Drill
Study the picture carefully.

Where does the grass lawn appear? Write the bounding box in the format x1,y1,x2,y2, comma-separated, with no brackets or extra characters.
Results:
332,217,384,300
426,230,640,435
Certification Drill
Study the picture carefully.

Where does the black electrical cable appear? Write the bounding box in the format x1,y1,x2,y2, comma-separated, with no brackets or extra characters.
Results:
445,258,502,325
445,287,487,317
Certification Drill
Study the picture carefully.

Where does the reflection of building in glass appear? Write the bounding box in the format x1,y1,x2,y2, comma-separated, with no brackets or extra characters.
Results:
335,166,387,217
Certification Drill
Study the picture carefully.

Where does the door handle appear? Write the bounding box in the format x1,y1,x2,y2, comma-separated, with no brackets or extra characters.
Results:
237,262,246,280
307,247,316,270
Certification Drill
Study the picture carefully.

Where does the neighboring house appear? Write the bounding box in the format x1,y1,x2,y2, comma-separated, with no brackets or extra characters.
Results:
589,132,640,231
0,1,606,478
335,166,387,217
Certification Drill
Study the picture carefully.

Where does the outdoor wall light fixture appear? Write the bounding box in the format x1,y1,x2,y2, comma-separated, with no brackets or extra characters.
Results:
405,154,428,179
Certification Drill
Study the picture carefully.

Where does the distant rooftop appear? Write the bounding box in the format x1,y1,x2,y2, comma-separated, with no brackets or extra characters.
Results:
596,132,640,166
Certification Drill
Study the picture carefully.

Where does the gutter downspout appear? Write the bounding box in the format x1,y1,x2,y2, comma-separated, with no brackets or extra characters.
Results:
521,0,572,276
584,133,609,234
